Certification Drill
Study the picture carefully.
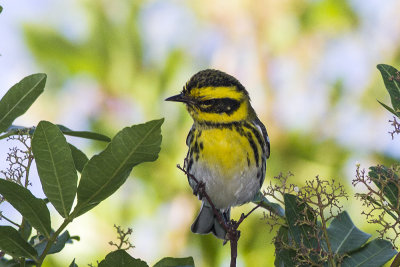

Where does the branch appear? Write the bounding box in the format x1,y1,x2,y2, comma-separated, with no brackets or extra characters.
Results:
177,164,260,267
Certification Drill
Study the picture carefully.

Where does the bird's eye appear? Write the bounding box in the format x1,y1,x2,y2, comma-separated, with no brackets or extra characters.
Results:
201,99,215,106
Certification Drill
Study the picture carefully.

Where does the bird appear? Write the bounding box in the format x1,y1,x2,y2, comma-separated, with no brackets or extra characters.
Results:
165,69,270,239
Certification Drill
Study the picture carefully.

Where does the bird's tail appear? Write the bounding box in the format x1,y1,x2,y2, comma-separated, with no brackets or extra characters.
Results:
191,200,230,240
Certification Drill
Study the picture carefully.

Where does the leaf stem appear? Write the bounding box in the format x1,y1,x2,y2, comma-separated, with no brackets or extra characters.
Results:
0,214,21,227
0,131,14,140
36,217,73,267
316,193,336,267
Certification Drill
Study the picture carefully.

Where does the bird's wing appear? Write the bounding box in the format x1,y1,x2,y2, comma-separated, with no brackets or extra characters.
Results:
253,117,270,159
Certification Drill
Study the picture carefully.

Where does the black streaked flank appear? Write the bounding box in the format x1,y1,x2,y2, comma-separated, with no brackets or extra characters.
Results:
244,122,266,155
254,117,270,159
246,132,259,167
187,158,194,172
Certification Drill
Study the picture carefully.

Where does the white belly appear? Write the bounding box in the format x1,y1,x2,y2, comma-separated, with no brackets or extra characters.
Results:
189,159,261,209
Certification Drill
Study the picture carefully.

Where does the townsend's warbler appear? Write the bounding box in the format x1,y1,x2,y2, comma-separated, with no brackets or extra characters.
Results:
166,69,270,239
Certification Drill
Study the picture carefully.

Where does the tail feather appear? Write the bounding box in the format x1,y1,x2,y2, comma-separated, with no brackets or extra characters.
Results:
191,201,230,240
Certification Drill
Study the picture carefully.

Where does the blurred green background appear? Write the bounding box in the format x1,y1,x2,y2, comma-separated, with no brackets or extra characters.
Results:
1,0,400,266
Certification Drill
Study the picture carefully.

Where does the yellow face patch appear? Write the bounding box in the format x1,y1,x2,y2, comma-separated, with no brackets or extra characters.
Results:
185,86,249,123
191,101,248,123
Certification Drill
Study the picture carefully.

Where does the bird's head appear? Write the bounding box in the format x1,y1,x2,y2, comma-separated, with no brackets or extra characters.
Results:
166,69,255,124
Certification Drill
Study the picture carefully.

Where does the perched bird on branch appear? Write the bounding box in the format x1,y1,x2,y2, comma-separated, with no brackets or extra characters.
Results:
166,69,270,239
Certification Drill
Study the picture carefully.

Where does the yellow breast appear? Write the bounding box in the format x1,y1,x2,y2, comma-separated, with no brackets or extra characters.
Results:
186,124,263,209
192,126,255,177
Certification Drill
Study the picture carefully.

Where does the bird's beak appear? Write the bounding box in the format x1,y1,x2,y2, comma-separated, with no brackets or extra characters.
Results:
165,93,188,103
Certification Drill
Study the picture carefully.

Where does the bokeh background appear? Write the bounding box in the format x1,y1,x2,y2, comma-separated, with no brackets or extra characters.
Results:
1,0,400,266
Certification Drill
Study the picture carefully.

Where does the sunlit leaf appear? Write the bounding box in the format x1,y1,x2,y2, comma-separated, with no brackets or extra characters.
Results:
98,250,148,267
0,179,51,238
24,25,99,77
19,219,32,241
74,119,163,216
326,211,371,255
284,194,318,249
341,239,396,266
68,143,89,173
252,191,285,217
32,121,78,218
153,257,194,267
0,226,38,261
274,226,296,267
57,125,111,142
300,0,356,33
391,253,400,267
377,64,400,116
32,231,73,255
69,259,78,267
377,100,399,117
369,165,399,207
0,74,46,133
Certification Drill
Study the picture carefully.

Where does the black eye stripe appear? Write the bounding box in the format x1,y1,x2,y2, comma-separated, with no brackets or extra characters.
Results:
197,98,240,115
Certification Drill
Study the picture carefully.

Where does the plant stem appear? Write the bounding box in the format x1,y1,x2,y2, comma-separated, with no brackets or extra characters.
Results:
20,257,25,267
178,164,255,267
316,194,336,267
230,232,238,267
36,217,73,267
1,214,21,227
0,132,14,140
24,152,33,188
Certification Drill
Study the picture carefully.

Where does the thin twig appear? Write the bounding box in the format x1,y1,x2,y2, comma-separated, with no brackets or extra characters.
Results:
177,164,229,234
0,214,21,228
177,163,257,267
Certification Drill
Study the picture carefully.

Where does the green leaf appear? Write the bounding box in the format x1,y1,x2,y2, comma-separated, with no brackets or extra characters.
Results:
391,252,400,267
32,120,78,218
252,191,285,217
69,144,89,173
377,100,400,117
19,219,32,241
284,194,319,249
0,258,19,267
57,125,111,142
0,73,46,133
341,239,397,267
98,250,148,267
0,226,38,261
274,226,296,267
0,179,51,238
153,257,194,267
369,165,399,207
326,211,371,255
377,64,400,115
32,231,73,255
0,6,3,14
69,259,78,267
74,119,163,216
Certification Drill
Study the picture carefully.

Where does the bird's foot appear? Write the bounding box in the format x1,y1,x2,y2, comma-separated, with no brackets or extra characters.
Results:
193,181,206,200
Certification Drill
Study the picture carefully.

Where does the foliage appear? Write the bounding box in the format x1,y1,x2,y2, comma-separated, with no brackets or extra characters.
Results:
0,74,163,266
264,174,396,266
0,14,400,266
